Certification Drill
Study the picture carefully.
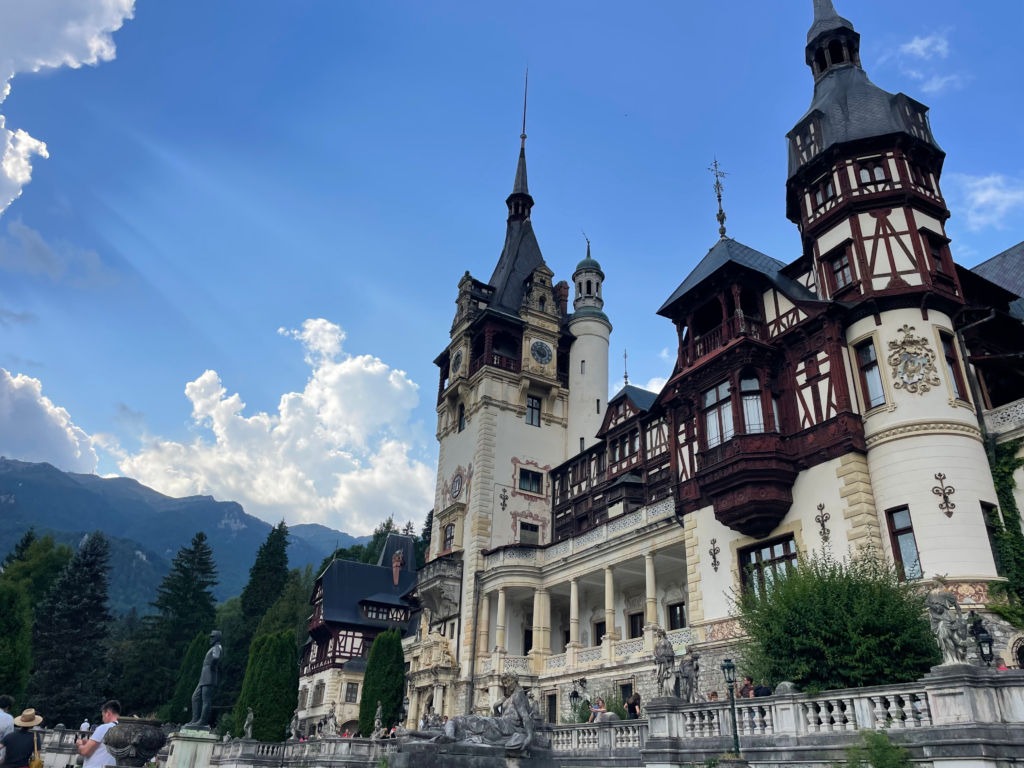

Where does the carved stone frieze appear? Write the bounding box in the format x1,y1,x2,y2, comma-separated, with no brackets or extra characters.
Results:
887,324,941,395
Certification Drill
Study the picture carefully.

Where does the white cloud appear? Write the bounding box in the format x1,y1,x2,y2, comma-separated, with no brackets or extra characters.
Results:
0,220,118,287
0,367,98,471
0,0,136,217
111,320,434,534
645,377,667,394
921,74,964,95
900,34,949,60
0,302,38,327
658,348,672,362
948,173,1024,232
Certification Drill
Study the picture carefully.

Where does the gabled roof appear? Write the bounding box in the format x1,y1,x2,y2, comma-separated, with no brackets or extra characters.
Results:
607,471,644,489
375,533,417,572
657,238,820,317
972,240,1024,299
487,219,547,316
609,384,659,412
318,558,417,631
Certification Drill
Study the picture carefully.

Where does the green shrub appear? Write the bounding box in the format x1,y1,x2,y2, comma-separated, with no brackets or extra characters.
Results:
733,546,939,691
358,629,406,737
844,729,911,768
234,630,300,742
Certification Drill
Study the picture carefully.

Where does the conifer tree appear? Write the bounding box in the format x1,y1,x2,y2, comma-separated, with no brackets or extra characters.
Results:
255,565,315,646
358,629,405,737
0,580,32,705
416,510,433,567
161,631,210,723
220,522,291,709
28,532,112,726
234,631,299,742
152,531,219,656
4,527,37,566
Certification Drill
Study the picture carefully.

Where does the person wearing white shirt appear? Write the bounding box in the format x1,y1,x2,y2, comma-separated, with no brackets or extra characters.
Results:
0,695,15,764
80,720,90,733
77,701,120,768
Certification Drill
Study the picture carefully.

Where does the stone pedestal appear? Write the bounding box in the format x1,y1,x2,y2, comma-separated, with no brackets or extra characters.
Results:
921,663,1024,725
164,730,219,768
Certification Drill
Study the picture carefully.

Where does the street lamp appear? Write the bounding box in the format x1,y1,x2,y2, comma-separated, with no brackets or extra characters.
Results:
969,611,995,667
721,659,741,756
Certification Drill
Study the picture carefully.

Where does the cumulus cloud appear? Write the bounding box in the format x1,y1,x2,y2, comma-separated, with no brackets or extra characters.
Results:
0,367,98,471
0,220,118,287
112,319,434,534
920,74,965,96
645,377,667,394
900,34,950,60
947,173,1024,232
0,0,136,217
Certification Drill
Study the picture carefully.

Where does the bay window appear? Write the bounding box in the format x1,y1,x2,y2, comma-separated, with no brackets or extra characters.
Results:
703,382,734,448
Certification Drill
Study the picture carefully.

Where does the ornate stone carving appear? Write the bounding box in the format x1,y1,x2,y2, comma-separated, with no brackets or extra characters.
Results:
887,324,941,395
926,576,970,665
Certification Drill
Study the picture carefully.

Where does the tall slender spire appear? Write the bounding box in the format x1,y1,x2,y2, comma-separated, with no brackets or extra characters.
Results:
623,349,629,386
808,0,854,44
507,69,534,220
708,157,729,239
521,68,528,149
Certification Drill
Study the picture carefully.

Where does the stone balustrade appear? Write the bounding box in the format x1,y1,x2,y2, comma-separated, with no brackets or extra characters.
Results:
984,396,1024,441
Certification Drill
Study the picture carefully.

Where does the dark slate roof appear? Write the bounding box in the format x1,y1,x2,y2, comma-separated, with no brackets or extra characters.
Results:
376,533,417,572
609,384,659,412
361,592,409,607
512,147,529,195
657,238,820,317
971,240,1024,299
488,219,546,316
807,0,854,44
607,472,644,489
787,65,941,179
319,558,417,630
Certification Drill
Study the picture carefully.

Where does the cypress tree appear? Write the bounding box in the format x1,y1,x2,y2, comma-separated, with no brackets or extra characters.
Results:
234,631,298,742
161,631,210,724
358,629,405,737
221,522,291,708
0,581,32,706
28,532,113,726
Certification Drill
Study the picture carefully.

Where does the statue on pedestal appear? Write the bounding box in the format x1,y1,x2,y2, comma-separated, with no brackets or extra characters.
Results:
677,652,701,703
323,703,337,737
289,710,299,741
371,701,384,740
243,708,254,740
653,628,677,697
926,575,970,665
184,631,223,729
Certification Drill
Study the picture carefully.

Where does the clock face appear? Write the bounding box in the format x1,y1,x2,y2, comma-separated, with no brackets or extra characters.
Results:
451,349,463,374
451,473,463,500
530,341,552,365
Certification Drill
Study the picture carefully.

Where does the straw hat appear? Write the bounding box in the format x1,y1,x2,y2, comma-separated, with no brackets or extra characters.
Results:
15,709,43,728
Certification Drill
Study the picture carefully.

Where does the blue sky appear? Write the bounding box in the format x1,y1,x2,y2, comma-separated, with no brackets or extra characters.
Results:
1,0,1022,534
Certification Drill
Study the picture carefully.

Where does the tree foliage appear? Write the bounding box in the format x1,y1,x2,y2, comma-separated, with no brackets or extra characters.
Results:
734,547,939,692
416,510,432,569
28,531,113,726
844,729,912,768
4,527,37,566
988,439,1024,606
255,565,315,647
0,580,32,706
1,533,74,604
234,631,299,742
161,631,210,724
151,532,219,649
358,629,405,737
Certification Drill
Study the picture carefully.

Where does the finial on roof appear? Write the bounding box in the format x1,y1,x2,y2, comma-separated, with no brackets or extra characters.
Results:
582,229,590,258
520,68,528,149
708,157,729,239
623,349,629,386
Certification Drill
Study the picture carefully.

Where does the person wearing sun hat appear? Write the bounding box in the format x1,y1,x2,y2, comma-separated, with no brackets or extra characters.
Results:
1,709,43,768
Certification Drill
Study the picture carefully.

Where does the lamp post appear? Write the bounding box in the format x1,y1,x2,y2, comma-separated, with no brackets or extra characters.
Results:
721,659,741,756
969,611,995,667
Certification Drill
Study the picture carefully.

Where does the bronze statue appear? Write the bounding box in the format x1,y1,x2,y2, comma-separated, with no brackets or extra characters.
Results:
184,631,223,729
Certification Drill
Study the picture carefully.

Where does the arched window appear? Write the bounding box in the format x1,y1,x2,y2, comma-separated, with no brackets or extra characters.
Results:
859,167,870,184
443,524,455,552
873,164,886,181
828,39,845,66
814,47,828,74
586,280,592,295
539,296,546,312
740,376,764,433
458,404,466,433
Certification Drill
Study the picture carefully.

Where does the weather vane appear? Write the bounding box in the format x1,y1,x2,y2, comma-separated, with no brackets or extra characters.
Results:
708,157,728,239
623,349,629,385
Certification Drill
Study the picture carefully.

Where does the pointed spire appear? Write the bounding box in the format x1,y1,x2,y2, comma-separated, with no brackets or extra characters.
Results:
623,349,629,386
512,70,530,195
808,0,854,44
708,157,729,239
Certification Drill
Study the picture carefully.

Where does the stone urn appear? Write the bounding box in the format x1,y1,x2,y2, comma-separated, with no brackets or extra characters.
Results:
103,718,168,767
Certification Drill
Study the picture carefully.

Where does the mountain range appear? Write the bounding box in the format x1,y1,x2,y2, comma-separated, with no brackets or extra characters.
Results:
0,458,368,614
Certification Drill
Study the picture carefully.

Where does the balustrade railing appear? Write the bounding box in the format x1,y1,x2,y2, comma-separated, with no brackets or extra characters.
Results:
984,396,1024,440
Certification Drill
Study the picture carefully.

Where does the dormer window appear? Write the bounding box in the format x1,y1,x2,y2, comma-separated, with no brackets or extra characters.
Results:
813,177,835,208
794,120,820,165
857,160,888,185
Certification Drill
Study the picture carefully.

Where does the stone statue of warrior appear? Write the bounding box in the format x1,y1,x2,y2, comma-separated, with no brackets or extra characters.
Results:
677,652,701,703
926,575,969,665
185,630,223,729
653,628,677,697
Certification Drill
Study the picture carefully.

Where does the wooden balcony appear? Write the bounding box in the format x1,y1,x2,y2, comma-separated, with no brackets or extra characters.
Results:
682,315,765,367
469,352,520,376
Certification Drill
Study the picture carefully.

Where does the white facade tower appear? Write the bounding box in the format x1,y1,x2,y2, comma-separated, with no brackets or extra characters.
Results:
567,242,612,453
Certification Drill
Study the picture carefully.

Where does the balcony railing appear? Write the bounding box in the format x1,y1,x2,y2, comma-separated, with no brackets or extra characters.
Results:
684,315,765,367
469,353,520,376
984,396,1024,442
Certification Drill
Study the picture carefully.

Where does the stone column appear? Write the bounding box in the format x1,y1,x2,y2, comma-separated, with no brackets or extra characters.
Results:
569,578,580,646
540,588,551,654
433,684,445,717
604,566,617,640
530,588,544,673
645,552,658,625
477,592,491,657
408,687,420,729
495,588,506,651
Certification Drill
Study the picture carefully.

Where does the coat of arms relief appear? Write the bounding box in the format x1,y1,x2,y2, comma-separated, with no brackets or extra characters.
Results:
887,324,941,394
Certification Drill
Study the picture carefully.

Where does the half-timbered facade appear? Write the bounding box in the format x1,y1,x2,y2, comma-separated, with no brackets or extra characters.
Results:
406,0,1024,727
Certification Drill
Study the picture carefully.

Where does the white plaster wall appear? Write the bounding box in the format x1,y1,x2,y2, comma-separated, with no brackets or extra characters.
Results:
816,218,852,256
869,434,999,579
567,316,611,451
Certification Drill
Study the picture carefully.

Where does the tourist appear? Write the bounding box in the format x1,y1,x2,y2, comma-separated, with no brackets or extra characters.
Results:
708,691,719,702
76,701,119,768
0,696,14,744
1,709,43,768
442,716,448,725
625,693,641,720
587,698,606,723
738,677,755,699
79,719,90,734
753,682,772,697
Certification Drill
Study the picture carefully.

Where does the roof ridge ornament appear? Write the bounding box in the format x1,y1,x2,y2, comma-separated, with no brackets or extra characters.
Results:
708,157,729,239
